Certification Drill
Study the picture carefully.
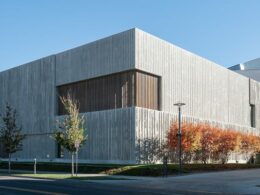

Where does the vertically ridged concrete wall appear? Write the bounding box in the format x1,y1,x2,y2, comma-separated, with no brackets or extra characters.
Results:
55,29,135,86
58,107,136,164
135,107,259,163
249,79,260,129
0,56,56,158
135,107,259,145
135,29,252,128
0,29,136,161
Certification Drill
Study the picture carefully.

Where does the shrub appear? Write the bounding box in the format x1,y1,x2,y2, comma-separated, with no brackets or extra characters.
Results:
167,121,260,164
136,138,165,164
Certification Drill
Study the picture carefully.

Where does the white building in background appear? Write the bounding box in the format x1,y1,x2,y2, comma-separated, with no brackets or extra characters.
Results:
229,58,260,82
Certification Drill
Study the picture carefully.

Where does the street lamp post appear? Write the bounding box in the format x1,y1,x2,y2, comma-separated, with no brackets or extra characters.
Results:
174,102,185,175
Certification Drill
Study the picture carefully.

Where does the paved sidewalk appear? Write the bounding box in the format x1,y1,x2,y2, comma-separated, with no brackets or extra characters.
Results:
2,168,260,194
92,169,260,194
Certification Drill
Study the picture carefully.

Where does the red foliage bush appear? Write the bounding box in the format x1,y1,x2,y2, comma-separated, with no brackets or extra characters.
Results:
167,121,260,164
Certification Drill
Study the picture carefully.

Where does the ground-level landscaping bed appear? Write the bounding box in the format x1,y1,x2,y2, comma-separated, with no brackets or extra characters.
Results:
104,163,260,176
1,161,260,177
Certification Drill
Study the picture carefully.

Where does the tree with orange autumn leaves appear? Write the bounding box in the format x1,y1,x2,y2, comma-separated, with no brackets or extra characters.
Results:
167,121,260,164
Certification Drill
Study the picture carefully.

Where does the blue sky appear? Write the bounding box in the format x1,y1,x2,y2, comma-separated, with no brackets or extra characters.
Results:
0,0,259,71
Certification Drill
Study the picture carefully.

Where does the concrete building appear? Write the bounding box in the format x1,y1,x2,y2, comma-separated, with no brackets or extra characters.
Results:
0,28,260,164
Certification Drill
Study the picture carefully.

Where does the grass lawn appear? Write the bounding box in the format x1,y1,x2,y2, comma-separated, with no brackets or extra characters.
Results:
14,173,127,180
0,161,124,174
0,171,128,180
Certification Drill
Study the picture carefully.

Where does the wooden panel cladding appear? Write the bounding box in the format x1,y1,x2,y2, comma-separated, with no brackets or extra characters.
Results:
57,70,159,115
136,72,159,110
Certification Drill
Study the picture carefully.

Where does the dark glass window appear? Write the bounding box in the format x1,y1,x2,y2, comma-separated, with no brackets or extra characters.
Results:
57,70,160,115
250,104,256,128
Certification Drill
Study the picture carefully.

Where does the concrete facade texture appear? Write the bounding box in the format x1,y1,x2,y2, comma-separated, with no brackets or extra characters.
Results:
0,28,260,163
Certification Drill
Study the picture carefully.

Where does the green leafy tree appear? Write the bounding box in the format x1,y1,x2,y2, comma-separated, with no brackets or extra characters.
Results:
0,103,26,173
53,94,87,176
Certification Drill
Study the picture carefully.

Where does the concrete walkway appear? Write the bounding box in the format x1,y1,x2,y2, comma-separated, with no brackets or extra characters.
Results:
92,169,260,194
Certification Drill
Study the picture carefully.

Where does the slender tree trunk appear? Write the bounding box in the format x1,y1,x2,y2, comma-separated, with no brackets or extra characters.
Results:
76,150,78,176
71,152,74,176
8,153,11,174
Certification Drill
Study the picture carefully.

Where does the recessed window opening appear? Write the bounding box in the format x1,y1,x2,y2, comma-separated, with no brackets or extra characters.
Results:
57,70,160,115
250,104,256,128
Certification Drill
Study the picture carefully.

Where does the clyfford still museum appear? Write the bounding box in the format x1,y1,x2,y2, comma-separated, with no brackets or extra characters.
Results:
0,28,260,164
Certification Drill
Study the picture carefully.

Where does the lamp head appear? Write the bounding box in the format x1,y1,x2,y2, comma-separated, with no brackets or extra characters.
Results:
174,102,186,107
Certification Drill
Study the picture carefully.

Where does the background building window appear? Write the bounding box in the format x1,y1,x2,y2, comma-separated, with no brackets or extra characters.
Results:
57,70,160,115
